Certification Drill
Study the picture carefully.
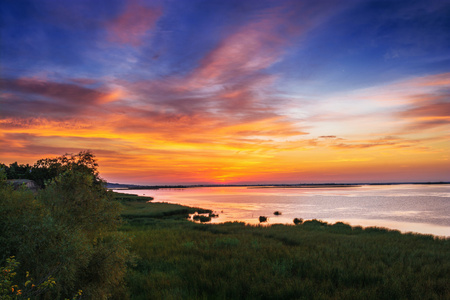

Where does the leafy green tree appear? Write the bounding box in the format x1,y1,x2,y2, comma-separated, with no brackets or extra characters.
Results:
0,152,131,299
39,170,131,299
0,162,32,180
0,169,90,298
30,150,102,188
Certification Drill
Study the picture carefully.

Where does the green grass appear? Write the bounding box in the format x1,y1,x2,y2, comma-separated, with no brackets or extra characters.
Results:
115,191,211,225
113,191,154,202
117,192,450,299
121,201,208,220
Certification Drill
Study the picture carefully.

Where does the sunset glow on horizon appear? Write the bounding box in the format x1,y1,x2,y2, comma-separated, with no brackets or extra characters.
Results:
1,0,449,185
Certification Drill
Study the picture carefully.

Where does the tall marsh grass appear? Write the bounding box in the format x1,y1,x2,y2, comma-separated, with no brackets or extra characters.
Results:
123,219,449,299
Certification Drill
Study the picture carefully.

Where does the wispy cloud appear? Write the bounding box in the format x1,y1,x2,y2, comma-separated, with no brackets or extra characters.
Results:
0,77,122,119
106,0,161,46
1,0,449,183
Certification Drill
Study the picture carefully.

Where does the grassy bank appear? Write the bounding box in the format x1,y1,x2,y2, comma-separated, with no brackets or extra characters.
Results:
117,192,450,299
115,192,211,224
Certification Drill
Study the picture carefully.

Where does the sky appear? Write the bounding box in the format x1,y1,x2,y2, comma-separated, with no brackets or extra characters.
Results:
1,0,449,185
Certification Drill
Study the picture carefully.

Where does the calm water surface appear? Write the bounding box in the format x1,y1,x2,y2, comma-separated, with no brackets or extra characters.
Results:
117,184,450,237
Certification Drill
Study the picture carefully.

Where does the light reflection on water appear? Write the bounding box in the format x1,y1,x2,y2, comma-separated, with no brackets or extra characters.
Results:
116,184,450,237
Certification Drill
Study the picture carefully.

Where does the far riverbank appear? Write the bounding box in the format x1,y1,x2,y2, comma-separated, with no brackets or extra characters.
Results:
108,181,450,190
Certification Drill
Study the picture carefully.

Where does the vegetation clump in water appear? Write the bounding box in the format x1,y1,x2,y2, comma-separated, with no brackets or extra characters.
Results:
293,217,303,225
193,214,212,223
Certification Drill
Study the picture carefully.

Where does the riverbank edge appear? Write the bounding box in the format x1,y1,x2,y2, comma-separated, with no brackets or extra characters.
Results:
115,191,449,240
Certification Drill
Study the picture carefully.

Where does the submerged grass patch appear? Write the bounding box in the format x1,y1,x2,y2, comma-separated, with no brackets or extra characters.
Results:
118,195,450,299
116,191,211,223
113,191,154,202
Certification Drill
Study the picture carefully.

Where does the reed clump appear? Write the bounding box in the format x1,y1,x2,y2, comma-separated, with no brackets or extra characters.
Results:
293,218,303,225
193,215,211,223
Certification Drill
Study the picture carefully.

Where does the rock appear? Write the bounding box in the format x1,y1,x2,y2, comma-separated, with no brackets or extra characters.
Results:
7,179,39,192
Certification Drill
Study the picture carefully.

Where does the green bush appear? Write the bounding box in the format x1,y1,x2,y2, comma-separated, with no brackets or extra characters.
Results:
293,218,303,225
0,256,66,300
0,152,131,299
193,215,212,222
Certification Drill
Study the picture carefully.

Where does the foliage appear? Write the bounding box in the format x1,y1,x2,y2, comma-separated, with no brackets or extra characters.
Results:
0,256,61,300
293,217,303,225
193,215,212,222
0,152,131,299
0,162,32,180
1,150,103,188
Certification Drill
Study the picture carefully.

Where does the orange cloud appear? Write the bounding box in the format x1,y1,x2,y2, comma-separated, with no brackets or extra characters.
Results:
3,72,448,184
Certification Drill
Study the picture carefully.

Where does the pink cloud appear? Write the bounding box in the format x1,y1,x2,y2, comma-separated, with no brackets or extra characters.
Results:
0,77,123,119
194,20,284,85
391,74,450,131
406,72,450,89
107,0,161,46
401,102,450,119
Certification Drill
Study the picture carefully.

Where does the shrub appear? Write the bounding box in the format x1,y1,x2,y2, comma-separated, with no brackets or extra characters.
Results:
0,256,67,300
293,218,303,225
331,222,352,233
303,219,328,227
193,215,211,222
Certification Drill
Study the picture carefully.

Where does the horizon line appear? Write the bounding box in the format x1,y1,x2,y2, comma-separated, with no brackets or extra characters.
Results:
107,181,450,189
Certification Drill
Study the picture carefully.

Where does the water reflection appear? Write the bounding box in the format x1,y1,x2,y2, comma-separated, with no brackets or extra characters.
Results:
116,184,450,237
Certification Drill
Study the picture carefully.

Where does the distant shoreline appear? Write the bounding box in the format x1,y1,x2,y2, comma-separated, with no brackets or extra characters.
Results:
247,184,361,189
108,181,450,190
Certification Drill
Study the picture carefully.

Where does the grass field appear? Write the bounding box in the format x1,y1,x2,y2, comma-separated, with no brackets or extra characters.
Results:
116,192,450,299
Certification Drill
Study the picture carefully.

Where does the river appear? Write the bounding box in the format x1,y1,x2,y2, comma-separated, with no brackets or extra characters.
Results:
116,184,450,237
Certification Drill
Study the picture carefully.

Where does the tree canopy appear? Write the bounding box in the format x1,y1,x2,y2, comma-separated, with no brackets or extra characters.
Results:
1,151,103,188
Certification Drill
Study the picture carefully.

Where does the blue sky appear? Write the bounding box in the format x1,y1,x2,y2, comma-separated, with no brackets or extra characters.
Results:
1,0,450,184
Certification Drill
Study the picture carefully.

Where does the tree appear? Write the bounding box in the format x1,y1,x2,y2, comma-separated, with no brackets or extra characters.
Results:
0,152,131,299
1,151,101,189
0,162,32,180
31,151,102,188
